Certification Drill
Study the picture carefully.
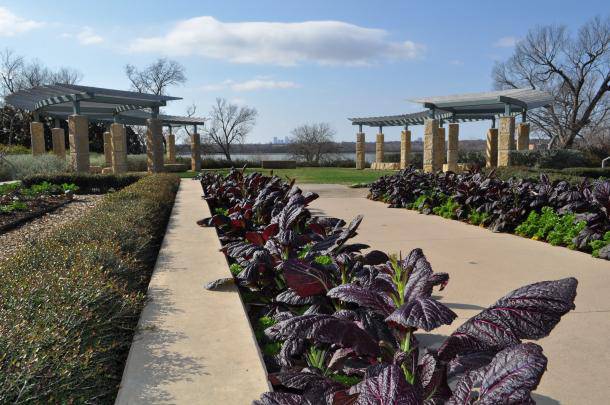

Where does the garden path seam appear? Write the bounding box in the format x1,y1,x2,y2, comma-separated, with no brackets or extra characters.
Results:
302,183,610,405
116,179,269,404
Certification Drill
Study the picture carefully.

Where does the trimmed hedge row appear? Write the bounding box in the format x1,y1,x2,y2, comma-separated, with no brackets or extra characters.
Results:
22,173,145,194
0,174,180,403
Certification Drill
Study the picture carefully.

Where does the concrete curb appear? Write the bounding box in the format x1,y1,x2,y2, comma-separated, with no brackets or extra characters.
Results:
116,179,269,404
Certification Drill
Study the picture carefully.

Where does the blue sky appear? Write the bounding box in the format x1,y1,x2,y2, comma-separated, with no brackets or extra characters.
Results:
0,0,607,143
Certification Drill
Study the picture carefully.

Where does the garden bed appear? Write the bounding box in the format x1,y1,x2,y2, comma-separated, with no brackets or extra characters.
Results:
199,169,578,404
0,181,77,234
0,195,103,261
0,174,180,403
368,167,610,260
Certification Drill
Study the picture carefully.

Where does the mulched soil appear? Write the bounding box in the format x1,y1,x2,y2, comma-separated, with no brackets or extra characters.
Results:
0,195,104,261
0,195,68,231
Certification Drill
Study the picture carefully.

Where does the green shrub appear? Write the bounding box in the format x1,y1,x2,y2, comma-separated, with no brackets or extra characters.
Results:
515,207,585,248
589,232,610,258
432,197,459,219
0,200,27,213
0,174,180,403
458,150,486,167
509,149,593,169
468,210,490,226
0,144,31,155
0,154,69,181
22,173,144,194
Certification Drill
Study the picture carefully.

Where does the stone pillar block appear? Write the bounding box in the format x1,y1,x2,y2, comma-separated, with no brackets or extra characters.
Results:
167,133,176,163
146,118,164,173
486,128,498,168
51,127,66,159
447,123,459,172
103,131,112,166
375,133,384,163
498,116,515,167
423,119,439,173
517,122,530,151
434,127,446,171
68,114,90,172
356,132,365,170
110,123,127,174
30,121,45,156
191,132,202,171
400,130,411,169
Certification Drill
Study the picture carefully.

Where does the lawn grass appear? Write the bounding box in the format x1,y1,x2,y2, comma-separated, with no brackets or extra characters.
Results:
177,167,397,184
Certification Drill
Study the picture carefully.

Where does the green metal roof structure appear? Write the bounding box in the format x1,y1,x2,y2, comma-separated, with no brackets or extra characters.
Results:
4,83,205,126
349,88,553,128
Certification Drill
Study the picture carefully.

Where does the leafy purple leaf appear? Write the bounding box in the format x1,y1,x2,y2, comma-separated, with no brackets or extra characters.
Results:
477,343,547,405
265,314,380,357
349,364,419,405
386,297,457,332
438,278,577,360
283,259,332,297
328,284,395,316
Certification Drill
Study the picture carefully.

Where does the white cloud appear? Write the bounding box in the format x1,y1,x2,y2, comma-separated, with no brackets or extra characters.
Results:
0,6,43,37
202,78,300,92
60,26,104,45
449,59,464,66
230,97,246,106
77,26,103,45
493,36,518,48
129,16,424,66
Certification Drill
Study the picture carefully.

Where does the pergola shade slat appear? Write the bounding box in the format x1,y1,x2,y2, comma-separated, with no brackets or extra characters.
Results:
350,88,552,128
4,83,205,127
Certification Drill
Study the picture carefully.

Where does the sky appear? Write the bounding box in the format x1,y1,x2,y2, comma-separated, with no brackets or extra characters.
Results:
0,0,607,144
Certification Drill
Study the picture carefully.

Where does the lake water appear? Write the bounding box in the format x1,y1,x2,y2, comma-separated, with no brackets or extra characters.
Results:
179,152,387,163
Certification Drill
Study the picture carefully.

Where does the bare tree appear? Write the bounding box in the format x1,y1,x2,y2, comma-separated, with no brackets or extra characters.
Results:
0,48,24,96
206,98,257,160
1,49,82,145
288,123,338,164
493,15,610,149
125,58,186,95
50,67,82,85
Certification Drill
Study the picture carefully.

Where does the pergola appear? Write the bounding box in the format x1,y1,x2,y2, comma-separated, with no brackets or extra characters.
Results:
5,83,206,173
349,88,553,171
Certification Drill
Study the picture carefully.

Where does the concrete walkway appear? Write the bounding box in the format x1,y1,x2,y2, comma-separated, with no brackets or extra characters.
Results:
116,179,269,404
302,184,610,405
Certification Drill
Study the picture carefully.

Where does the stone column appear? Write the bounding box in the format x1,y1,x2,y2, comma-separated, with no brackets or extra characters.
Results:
146,118,164,173
68,114,90,172
103,131,112,166
486,128,498,168
190,132,202,171
375,132,384,163
434,126,446,171
30,121,45,156
167,132,176,164
51,127,66,159
517,122,530,151
498,116,515,167
356,132,365,170
447,123,459,172
400,130,411,169
423,119,439,173
110,123,127,173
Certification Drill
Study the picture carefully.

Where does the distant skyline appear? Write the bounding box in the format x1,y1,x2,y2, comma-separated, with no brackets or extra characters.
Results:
0,0,607,143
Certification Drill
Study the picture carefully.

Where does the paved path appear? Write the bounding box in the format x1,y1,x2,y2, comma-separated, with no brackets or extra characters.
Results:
116,179,269,404
302,183,610,405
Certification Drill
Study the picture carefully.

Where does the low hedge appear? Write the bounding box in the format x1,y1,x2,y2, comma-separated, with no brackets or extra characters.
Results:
0,174,180,403
21,173,144,194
